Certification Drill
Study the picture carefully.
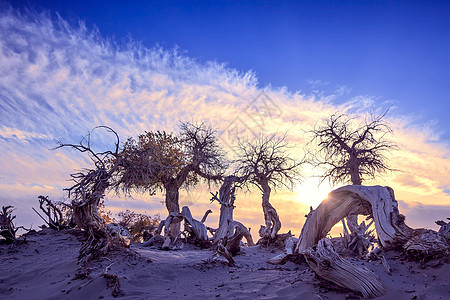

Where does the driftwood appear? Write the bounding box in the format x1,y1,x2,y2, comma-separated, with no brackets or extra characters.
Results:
152,212,184,249
436,218,450,240
296,185,449,260
304,238,386,298
145,207,209,249
294,185,449,297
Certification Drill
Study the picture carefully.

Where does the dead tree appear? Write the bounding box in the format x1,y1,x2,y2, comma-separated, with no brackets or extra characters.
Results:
114,122,225,243
0,206,19,244
209,175,247,242
181,206,209,243
207,175,255,263
235,134,303,243
310,111,397,237
32,195,67,230
436,218,450,240
296,185,449,259
289,185,448,298
55,126,127,262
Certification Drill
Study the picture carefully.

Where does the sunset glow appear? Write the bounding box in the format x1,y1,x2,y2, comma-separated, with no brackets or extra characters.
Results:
0,1,449,237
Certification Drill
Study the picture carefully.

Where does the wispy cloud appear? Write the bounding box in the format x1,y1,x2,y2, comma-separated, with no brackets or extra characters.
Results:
0,7,448,233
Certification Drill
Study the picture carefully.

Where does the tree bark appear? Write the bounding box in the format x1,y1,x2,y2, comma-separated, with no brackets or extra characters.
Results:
164,180,181,239
304,238,386,299
213,176,238,243
295,185,448,260
260,182,281,240
73,181,126,262
181,206,208,241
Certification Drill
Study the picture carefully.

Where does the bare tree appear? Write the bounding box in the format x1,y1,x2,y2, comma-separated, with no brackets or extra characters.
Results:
310,111,397,186
55,126,127,262
114,122,225,240
310,111,397,241
235,134,303,242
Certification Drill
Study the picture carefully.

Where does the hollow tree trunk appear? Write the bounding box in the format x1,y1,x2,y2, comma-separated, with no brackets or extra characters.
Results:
261,183,281,240
164,180,181,239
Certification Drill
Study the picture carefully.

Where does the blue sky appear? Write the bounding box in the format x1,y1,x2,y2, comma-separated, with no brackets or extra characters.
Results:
8,0,450,141
0,1,449,232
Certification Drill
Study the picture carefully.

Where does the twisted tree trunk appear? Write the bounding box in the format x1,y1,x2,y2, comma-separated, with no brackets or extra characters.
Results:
213,176,237,244
72,177,127,262
260,182,281,240
296,185,448,259
164,180,181,239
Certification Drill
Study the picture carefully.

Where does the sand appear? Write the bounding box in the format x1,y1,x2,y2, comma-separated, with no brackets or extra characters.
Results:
0,228,449,299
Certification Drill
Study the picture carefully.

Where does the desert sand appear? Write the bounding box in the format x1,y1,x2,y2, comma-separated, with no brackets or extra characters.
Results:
0,228,448,300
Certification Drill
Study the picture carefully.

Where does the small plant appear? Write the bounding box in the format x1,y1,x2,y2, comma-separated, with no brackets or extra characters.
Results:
116,209,160,242
0,206,19,244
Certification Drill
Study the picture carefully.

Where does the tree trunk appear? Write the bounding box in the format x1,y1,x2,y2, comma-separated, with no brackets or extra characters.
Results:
73,183,126,262
164,180,181,239
346,163,361,237
349,170,362,185
213,176,237,243
295,185,449,260
260,183,281,240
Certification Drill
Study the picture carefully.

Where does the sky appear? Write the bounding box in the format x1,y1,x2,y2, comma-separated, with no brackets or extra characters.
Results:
0,1,449,236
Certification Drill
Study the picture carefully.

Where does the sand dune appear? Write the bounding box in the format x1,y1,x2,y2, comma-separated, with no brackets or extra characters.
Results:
0,228,448,299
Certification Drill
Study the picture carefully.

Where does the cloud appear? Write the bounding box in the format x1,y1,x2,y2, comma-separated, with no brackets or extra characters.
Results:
0,7,449,235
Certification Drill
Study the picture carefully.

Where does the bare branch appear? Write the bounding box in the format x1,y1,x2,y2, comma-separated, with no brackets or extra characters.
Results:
309,111,397,186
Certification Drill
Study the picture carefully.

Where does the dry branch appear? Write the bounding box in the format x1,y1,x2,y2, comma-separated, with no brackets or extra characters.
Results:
0,206,18,244
56,126,127,262
33,195,66,230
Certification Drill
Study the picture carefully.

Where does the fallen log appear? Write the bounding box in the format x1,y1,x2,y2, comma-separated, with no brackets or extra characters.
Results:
304,238,386,299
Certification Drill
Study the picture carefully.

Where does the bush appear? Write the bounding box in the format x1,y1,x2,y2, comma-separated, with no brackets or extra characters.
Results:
116,210,160,243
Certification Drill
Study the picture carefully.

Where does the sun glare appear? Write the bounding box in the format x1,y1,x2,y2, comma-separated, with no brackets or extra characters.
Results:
295,178,332,209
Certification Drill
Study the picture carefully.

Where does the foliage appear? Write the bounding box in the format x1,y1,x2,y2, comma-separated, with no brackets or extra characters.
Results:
116,210,160,242
114,122,225,195
96,199,115,224
310,111,397,186
114,131,188,194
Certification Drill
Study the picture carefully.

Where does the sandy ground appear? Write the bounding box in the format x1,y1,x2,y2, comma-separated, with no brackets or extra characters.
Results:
0,229,449,300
